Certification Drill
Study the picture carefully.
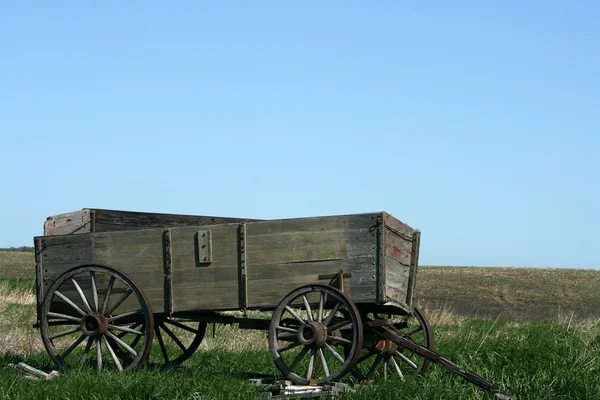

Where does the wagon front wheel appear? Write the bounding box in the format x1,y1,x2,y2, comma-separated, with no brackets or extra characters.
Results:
40,264,154,372
268,285,363,385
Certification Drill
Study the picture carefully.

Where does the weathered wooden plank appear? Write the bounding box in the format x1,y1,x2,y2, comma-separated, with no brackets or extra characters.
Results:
43,209,93,236
40,234,94,293
384,227,412,266
383,212,414,239
91,229,165,313
382,213,418,311
169,225,240,312
93,209,256,232
43,208,258,236
384,256,410,306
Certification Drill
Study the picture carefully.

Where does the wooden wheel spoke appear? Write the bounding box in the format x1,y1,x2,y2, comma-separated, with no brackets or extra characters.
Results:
105,331,137,357
355,350,377,365
160,323,187,352
155,325,169,363
130,325,144,349
61,334,86,359
318,348,330,377
107,310,142,323
327,335,352,345
395,350,418,369
288,346,310,371
324,343,345,364
109,324,143,336
55,291,86,317
96,338,102,372
307,349,315,380
317,292,324,323
278,341,302,353
276,326,298,334
366,354,383,379
47,312,81,323
105,288,133,316
323,301,341,326
383,358,388,380
285,306,306,325
276,332,297,341
90,271,99,312
164,319,199,334
49,326,81,340
404,325,423,336
102,336,123,371
390,356,405,380
80,337,94,366
71,278,92,313
101,276,115,314
302,295,313,322
115,323,141,339
327,319,352,333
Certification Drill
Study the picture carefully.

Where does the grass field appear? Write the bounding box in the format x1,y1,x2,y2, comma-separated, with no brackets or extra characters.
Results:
1,251,599,399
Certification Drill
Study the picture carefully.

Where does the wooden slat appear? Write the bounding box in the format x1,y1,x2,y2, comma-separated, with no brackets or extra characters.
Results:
91,229,165,313
169,225,240,312
382,213,417,310
43,209,92,236
93,209,256,232
41,234,94,292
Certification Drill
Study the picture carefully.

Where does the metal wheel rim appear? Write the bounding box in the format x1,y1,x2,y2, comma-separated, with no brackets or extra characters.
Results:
40,264,154,372
268,285,363,385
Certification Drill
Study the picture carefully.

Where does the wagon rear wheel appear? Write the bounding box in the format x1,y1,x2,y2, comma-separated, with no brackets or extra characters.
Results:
268,285,363,385
149,316,207,366
40,264,154,372
350,306,433,382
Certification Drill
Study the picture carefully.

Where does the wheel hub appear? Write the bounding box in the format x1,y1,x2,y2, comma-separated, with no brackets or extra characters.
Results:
375,339,398,358
80,314,108,337
297,322,328,348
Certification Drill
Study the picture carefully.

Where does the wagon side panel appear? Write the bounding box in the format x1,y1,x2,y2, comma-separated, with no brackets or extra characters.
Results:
91,229,166,313
169,225,240,312
382,213,418,311
245,214,379,308
37,234,94,320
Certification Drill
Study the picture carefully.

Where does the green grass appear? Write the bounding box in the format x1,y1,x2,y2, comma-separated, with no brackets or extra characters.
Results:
1,253,600,398
0,251,35,280
1,317,599,399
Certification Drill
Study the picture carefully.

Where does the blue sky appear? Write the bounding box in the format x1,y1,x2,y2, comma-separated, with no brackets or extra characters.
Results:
1,2,598,268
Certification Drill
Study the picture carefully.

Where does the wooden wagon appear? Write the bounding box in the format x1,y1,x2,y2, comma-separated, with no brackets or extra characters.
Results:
34,209,511,396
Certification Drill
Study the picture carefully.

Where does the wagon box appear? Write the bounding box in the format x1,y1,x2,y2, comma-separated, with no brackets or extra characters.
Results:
36,211,420,316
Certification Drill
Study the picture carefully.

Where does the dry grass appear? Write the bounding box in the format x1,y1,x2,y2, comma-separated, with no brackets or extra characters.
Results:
0,282,42,355
417,266,600,321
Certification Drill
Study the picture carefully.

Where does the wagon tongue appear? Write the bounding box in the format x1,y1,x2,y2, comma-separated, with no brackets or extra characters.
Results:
376,327,515,399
